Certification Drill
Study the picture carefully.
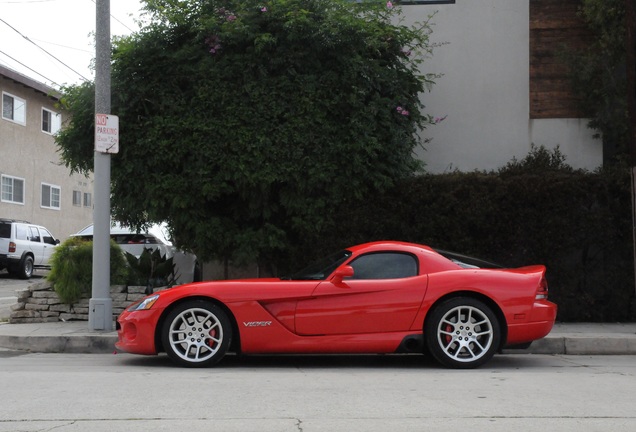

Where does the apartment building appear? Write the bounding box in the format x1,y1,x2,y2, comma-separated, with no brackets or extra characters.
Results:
1,65,92,240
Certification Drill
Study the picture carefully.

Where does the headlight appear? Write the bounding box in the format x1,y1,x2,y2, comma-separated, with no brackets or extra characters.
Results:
128,294,160,311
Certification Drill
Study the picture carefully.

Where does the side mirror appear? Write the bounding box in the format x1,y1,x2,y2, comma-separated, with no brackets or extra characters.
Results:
331,265,354,284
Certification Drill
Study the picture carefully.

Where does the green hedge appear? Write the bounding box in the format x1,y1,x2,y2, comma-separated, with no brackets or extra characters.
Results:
284,148,635,322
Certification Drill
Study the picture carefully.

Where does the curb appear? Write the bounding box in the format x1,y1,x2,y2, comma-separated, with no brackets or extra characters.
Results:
0,333,117,353
1,322,635,355
525,335,636,355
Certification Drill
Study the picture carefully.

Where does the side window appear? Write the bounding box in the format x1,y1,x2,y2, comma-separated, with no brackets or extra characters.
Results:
348,252,418,280
40,228,56,245
28,227,41,243
15,224,27,240
0,223,11,239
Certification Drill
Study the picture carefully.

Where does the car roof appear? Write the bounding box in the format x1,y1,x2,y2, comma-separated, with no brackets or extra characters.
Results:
74,222,172,246
347,241,436,254
0,218,31,224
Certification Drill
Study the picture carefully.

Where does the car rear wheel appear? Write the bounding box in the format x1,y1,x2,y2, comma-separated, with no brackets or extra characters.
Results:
18,255,34,279
161,300,232,367
425,297,500,369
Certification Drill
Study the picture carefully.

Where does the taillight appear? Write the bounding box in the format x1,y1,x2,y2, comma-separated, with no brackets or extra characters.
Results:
535,277,548,300
9,242,16,253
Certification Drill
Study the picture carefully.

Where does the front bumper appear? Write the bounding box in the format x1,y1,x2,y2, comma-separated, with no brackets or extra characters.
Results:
115,308,164,355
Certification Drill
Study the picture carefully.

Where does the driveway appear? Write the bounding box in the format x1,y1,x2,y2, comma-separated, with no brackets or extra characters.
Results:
0,270,48,321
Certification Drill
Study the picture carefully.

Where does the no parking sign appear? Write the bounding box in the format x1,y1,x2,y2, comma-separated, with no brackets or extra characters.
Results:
95,113,119,154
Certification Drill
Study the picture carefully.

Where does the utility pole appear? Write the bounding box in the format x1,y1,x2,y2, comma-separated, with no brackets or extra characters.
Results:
89,0,113,331
628,0,636,296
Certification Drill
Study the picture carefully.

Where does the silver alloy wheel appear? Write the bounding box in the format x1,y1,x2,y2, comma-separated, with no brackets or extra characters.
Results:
435,305,494,363
21,256,34,279
167,307,224,363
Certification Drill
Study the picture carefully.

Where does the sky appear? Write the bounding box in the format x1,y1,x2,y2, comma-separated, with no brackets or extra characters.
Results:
0,0,145,89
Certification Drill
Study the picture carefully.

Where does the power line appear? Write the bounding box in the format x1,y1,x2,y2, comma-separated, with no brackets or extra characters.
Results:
0,17,89,81
90,0,136,33
0,49,58,85
32,38,93,54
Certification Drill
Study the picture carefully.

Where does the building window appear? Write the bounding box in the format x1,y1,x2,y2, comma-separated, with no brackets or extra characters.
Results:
72,190,82,206
83,192,92,208
42,108,61,134
2,92,26,125
41,183,61,210
1,175,25,204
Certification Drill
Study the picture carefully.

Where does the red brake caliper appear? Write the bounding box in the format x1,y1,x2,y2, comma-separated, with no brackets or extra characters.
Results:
444,324,453,345
207,328,217,348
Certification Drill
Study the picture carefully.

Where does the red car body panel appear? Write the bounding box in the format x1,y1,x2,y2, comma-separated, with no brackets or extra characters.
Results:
115,241,557,357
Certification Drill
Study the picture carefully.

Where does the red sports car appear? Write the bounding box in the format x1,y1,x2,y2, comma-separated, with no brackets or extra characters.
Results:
115,241,557,369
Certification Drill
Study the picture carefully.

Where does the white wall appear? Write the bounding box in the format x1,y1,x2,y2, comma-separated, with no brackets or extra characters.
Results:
402,0,602,173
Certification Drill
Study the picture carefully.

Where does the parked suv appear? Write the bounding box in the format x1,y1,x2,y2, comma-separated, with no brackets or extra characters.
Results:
0,218,59,279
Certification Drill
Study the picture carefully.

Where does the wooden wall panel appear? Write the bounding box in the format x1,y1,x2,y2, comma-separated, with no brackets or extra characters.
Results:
529,0,594,118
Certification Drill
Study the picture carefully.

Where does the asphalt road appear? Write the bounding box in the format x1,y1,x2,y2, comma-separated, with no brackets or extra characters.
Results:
0,352,634,431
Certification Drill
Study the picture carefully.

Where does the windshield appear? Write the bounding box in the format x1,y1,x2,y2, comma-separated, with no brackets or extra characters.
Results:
283,250,352,280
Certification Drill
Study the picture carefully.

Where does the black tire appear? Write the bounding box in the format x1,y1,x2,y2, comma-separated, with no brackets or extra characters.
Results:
161,300,232,367
18,255,34,279
425,297,501,369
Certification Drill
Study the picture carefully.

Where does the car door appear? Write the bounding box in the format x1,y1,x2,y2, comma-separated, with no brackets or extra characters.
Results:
294,252,428,336
27,226,45,265
38,227,57,266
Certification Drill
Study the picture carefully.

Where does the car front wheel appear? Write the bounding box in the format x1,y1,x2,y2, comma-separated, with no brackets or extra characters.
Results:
426,297,500,369
161,300,232,367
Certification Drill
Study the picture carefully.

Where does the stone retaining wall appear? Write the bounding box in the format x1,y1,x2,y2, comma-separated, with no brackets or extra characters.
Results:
9,280,157,324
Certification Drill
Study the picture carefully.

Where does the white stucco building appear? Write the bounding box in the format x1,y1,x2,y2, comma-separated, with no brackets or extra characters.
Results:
403,0,601,173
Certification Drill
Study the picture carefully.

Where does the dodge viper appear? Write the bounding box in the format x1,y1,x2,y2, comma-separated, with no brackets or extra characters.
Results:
115,241,557,369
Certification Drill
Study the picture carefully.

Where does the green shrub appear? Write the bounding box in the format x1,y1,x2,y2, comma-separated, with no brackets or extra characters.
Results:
47,237,129,304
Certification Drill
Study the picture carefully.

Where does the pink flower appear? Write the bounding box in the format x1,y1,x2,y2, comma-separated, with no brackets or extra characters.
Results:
261,6,267,12
227,15,236,21
434,115,448,123
396,106,403,113
386,1,393,9
205,35,222,55
401,110,409,116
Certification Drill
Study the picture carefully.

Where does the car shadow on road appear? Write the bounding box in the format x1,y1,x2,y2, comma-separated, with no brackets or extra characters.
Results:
0,269,48,281
117,352,541,370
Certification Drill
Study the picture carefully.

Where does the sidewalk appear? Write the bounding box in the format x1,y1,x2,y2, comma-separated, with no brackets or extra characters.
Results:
0,321,635,355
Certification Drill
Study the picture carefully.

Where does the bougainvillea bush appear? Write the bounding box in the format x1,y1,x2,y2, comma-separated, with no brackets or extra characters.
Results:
56,0,440,266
